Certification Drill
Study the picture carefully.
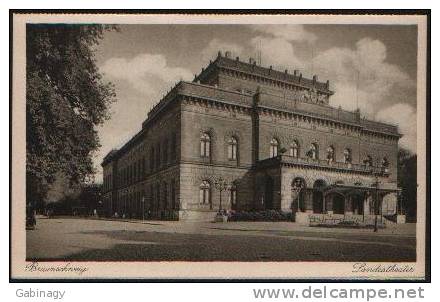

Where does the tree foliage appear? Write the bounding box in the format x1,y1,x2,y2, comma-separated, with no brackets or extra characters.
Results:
26,24,118,204
397,148,417,222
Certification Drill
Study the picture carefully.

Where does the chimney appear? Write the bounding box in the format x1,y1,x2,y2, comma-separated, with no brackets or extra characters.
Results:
299,73,302,82
326,80,330,89
285,69,288,74
269,65,272,74
249,57,256,64
217,50,222,57
313,75,318,84
294,70,299,76
236,56,240,61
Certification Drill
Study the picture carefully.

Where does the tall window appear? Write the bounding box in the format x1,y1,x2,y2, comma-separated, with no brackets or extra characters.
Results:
156,144,161,167
200,133,211,158
364,155,373,167
270,138,279,158
171,133,177,161
326,145,335,162
171,179,176,209
382,157,390,172
150,147,155,172
228,137,238,160
290,140,299,157
149,184,154,211
199,180,211,206
308,143,318,160
229,182,237,207
156,184,160,210
343,148,352,164
162,182,168,210
163,139,168,164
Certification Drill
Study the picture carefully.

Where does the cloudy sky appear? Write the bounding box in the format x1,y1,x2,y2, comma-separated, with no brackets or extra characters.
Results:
94,24,418,181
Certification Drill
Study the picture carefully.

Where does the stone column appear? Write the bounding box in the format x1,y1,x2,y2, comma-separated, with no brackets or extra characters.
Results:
304,189,313,213
345,195,353,215
325,194,333,214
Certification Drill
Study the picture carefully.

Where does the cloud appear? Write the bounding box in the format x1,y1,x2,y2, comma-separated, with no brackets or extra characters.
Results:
249,36,305,71
249,25,317,43
95,53,193,180
201,33,417,153
313,38,415,117
100,53,192,95
376,103,417,152
200,38,245,63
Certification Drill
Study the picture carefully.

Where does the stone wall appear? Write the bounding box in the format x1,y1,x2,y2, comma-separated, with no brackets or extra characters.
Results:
180,101,253,167
179,163,254,211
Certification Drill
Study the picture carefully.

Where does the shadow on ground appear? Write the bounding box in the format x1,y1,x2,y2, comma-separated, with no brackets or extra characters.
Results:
28,229,416,262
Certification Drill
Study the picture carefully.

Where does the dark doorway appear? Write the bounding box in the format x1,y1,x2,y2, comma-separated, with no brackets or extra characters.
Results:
351,194,364,215
312,179,327,213
313,191,323,213
333,194,345,214
264,176,274,210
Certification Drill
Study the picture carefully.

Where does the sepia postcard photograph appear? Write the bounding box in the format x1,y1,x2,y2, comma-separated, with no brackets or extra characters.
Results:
10,11,429,280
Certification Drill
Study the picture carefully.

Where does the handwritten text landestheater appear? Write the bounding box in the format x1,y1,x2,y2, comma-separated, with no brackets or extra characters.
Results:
353,263,415,273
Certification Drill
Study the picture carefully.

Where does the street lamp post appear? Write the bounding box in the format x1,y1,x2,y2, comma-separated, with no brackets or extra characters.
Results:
373,175,380,233
142,196,145,221
293,179,304,219
214,176,229,211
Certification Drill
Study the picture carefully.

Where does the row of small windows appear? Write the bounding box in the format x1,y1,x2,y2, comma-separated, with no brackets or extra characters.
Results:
200,133,390,168
116,179,178,216
269,138,390,167
118,133,177,187
103,174,112,191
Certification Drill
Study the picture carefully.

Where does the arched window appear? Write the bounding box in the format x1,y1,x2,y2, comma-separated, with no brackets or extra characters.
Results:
163,139,168,164
156,184,160,211
343,148,352,164
171,133,177,161
363,155,373,167
228,137,238,160
150,147,155,172
382,157,390,172
270,138,279,158
200,133,211,158
326,145,335,162
157,143,161,167
229,182,237,207
289,140,299,158
199,180,211,206
308,143,319,160
171,179,176,210
162,182,168,209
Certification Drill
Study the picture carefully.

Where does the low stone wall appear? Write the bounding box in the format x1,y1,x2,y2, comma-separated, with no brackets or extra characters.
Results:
296,212,387,227
178,209,218,222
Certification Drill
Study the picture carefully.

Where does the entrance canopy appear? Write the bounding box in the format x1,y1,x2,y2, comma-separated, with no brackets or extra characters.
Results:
323,183,400,197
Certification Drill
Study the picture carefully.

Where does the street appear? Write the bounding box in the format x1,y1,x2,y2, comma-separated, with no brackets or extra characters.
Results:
26,217,416,262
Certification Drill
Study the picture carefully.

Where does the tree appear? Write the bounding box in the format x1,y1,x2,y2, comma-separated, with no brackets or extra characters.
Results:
397,148,417,222
26,24,118,207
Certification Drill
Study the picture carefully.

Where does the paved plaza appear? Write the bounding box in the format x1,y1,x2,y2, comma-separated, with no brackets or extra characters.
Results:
26,217,416,262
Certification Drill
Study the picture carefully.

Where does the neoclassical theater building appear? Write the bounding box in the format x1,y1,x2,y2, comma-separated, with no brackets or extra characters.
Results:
102,51,404,223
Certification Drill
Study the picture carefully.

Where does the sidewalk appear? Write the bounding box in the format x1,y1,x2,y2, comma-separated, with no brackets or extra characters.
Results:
73,216,416,237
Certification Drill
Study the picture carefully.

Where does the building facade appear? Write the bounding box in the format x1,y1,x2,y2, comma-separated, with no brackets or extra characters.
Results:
101,51,403,222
